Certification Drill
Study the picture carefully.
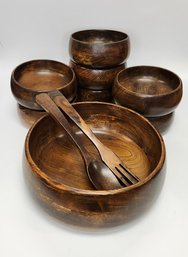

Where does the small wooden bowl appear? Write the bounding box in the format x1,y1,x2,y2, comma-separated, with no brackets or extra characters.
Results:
24,102,166,228
11,59,77,111
69,29,130,68
113,66,182,132
70,60,126,90
77,87,112,102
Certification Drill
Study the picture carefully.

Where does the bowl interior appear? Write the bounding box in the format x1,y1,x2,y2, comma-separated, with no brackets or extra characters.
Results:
14,60,74,91
72,30,128,44
118,66,180,96
27,102,163,191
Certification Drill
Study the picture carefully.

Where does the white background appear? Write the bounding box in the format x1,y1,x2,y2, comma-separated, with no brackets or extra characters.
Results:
0,0,188,256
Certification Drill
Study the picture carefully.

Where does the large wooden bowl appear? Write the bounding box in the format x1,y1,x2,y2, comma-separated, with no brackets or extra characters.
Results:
11,59,77,110
69,29,130,68
24,102,166,228
113,66,183,132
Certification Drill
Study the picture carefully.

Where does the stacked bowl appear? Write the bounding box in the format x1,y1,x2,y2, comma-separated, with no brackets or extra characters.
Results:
69,29,130,102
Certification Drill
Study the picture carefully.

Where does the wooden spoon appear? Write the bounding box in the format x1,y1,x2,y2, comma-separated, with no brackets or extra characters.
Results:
35,93,122,190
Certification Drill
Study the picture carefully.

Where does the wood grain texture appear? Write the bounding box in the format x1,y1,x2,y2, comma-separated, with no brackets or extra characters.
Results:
48,90,140,187
24,102,166,227
69,29,130,68
70,60,126,90
113,66,183,117
11,59,77,110
34,92,123,190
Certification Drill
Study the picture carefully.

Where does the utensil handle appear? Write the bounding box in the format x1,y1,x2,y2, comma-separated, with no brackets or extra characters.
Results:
48,91,139,181
48,90,106,155
35,93,91,163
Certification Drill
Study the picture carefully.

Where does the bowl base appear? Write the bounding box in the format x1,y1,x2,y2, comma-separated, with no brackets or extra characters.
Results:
147,112,174,134
17,104,46,127
17,96,78,127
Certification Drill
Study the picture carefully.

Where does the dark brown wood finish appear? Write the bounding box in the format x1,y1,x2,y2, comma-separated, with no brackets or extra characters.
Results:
24,102,166,227
70,60,126,90
69,29,130,68
11,59,77,110
113,66,182,132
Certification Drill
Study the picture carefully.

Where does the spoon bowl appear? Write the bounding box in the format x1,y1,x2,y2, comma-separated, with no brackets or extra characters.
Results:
88,160,123,190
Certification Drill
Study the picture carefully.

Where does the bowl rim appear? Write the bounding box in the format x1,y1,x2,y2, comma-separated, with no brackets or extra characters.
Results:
11,59,76,93
70,59,126,72
25,101,166,196
115,65,183,98
70,29,129,45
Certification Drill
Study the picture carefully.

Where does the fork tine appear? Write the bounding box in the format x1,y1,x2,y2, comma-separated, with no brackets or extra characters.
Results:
109,166,131,187
117,164,140,184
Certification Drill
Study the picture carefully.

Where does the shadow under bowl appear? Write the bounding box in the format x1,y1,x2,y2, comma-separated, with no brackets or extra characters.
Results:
24,102,166,228
11,59,77,111
69,29,130,68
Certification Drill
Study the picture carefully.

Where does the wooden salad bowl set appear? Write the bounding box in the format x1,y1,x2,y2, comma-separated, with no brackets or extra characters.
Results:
11,29,182,228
